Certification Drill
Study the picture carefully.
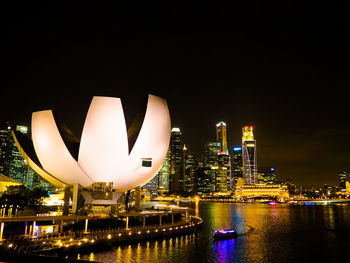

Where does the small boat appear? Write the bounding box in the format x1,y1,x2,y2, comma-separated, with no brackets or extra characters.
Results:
213,227,238,240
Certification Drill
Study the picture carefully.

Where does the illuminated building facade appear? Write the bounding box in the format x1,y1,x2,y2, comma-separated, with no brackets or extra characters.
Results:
242,126,257,184
203,142,220,166
203,141,220,192
217,153,230,193
194,167,212,194
258,167,278,184
142,173,159,194
169,127,183,193
216,121,228,153
232,146,243,192
12,94,170,215
235,178,289,200
0,124,51,191
183,145,196,194
0,124,11,176
157,149,170,194
338,171,349,192
29,94,170,191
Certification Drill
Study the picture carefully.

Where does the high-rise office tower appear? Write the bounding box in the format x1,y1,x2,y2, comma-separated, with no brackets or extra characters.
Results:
142,173,159,194
183,145,196,194
203,142,220,166
0,124,11,176
217,153,230,193
216,121,228,153
169,127,183,193
339,172,349,191
0,124,52,191
258,167,277,184
194,167,212,194
157,148,170,194
232,146,243,192
242,126,257,184
203,141,220,192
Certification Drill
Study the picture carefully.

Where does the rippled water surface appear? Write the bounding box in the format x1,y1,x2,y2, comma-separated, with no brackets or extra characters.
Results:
71,203,350,263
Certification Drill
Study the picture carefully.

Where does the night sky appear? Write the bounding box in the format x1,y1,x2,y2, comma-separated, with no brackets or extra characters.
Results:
2,1,348,187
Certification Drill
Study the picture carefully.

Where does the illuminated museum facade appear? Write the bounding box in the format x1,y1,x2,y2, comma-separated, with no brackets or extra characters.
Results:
15,94,171,195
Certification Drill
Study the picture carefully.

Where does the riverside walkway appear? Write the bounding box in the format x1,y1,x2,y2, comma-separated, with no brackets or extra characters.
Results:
0,209,202,255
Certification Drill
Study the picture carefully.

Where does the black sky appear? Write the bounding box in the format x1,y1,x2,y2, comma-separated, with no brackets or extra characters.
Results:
1,1,348,187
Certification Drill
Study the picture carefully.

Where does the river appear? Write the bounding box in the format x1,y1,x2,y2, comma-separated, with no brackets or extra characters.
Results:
68,203,350,263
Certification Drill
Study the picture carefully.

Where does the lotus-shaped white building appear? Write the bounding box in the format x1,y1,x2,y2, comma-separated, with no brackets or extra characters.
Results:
16,94,171,193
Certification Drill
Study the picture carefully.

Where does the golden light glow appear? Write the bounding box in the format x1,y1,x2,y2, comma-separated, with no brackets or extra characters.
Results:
242,126,254,142
236,183,289,200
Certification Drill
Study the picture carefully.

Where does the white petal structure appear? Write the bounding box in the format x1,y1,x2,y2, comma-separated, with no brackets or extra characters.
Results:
32,110,94,187
31,94,171,191
125,94,171,190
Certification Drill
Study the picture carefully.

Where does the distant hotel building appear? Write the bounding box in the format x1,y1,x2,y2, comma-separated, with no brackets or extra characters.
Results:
242,126,257,184
235,177,289,201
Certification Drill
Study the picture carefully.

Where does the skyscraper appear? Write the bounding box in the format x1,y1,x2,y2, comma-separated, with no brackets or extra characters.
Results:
203,141,220,192
339,171,349,192
216,121,228,153
194,167,212,195
258,167,278,184
232,146,243,192
157,148,170,194
203,142,220,166
217,152,230,193
242,126,257,184
0,124,11,176
142,173,159,194
0,124,52,191
183,145,196,194
169,127,183,193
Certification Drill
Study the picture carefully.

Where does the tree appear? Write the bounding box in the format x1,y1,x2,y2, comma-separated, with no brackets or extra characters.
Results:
27,188,49,214
0,185,49,215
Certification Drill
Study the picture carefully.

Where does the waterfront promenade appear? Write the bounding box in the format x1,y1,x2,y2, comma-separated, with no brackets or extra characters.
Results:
0,208,202,255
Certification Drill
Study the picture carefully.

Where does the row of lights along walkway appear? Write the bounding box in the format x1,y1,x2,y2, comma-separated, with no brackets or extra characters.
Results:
0,211,202,255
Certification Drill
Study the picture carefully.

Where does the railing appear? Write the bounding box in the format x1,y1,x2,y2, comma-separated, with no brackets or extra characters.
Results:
1,216,202,254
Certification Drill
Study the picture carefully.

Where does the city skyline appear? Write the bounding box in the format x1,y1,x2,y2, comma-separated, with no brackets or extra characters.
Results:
2,2,347,187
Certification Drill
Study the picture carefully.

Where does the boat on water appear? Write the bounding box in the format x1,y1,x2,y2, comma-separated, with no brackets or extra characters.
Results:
213,228,238,240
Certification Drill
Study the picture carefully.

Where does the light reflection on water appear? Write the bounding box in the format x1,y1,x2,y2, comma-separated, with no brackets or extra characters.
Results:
72,203,350,263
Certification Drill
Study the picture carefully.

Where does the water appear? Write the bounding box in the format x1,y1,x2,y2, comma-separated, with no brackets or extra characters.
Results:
70,203,350,263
